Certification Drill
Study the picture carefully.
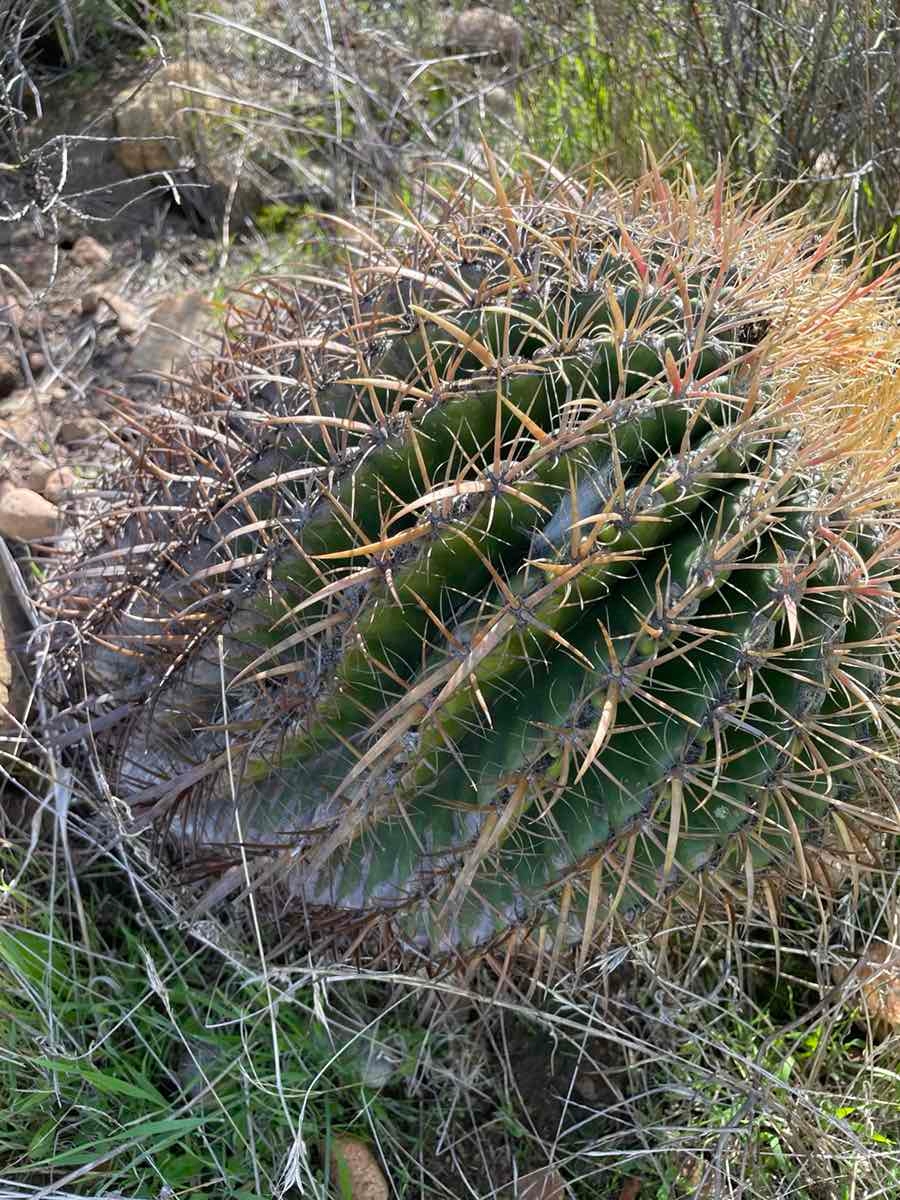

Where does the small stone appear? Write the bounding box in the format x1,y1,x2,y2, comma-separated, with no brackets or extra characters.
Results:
329,1137,388,1200
851,942,900,1036
44,466,77,503
110,61,263,230
444,8,525,67
69,235,111,269
82,288,142,335
57,416,99,445
27,351,46,374
105,293,141,335
0,487,61,542
24,460,55,494
0,349,20,399
0,387,33,420
130,291,214,377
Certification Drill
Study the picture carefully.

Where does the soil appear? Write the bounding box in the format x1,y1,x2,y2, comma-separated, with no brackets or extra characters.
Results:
0,33,327,512
412,1008,623,1198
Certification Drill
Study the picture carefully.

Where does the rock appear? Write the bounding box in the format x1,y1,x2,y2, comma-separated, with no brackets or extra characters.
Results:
112,60,262,229
0,400,41,445
444,8,525,67
0,349,20,399
82,288,142,335
482,84,519,123
113,60,224,175
0,488,61,542
129,291,216,378
27,351,46,374
44,466,78,503
842,941,900,1036
57,416,99,446
0,388,34,420
329,1137,388,1200
69,235,111,269
24,460,55,494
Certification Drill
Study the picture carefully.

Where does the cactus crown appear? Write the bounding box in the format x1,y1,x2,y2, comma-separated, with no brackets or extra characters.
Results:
57,152,900,964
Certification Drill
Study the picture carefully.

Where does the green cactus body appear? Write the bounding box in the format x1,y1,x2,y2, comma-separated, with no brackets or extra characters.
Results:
60,160,900,960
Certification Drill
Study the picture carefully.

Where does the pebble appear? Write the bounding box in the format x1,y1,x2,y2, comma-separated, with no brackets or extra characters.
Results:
0,487,61,542
83,288,141,335
24,461,55,494
57,416,99,445
44,466,77,503
129,290,212,376
850,942,900,1036
70,235,112,269
329,1137,389,1200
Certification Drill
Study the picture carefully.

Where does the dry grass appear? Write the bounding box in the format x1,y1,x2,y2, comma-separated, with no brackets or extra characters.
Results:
4,788,900,1197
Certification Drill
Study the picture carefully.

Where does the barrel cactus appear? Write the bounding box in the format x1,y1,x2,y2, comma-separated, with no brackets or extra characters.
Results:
55,154,900,963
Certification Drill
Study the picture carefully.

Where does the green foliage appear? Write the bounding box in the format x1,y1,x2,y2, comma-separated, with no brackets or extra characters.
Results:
0,842,424,1194
254,200,310,236
516,0,900,237
517,11,705,177
21,0,184,67
4,827,900,1197
643,982,900,1198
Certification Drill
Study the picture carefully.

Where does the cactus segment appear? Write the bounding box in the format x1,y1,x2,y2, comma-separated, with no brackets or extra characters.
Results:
56,160,900,961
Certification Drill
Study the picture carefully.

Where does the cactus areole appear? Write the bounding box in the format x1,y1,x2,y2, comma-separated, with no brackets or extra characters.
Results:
59,157,900,962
